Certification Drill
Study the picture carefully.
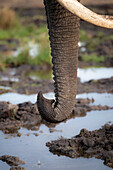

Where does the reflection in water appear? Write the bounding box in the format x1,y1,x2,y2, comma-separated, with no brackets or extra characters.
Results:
0,109,112,170
0,92,113,107
43,92,55,100
1,67,112,84
0,92,37,104
0,86,11,90
26,67,113,82
1,77,19,82
0,86,113,169
78,67,113,83
77,93,113,107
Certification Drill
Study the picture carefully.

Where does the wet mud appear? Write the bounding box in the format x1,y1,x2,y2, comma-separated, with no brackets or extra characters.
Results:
46,124,113,168
0,2,113,169
0,101,42,133
10,167,25,170
0,98,112,134
0,65,113,135
0,64,53,94
77,77,113,94
0,66,113,95
0,155,25,166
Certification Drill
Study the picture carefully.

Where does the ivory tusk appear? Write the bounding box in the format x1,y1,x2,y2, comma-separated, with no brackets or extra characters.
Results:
57,0,113,29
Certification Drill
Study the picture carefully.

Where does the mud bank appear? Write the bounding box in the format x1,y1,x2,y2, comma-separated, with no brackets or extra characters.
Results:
0,155,25,170
0,98,112,134
0,65,113,95
0,64,53,95
10,167,25,170
46,124,113,168
0,155,25,166
0,101,42,133
77,77,113,94
0,72,113,95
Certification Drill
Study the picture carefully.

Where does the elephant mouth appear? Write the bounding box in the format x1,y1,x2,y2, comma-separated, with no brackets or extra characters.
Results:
57,0,113,29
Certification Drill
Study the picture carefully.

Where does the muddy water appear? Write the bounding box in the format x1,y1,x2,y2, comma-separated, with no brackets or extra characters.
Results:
77,93,113,107
0,109,113,170
0,92,113,107
0,92,37,104
0,86,11,90
0,67,113,169
27,67,113,82
78,67,113,82
1,77,19,82
0,92,113,170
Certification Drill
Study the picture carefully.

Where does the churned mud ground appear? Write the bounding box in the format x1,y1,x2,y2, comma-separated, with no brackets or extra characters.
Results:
0,98,112,134
0,67,113,169
46,124,113,168
0,64,53,95
0,65,113,95
0,38,113,170
0,155,25,166
0,155,25,170
0,1,113,169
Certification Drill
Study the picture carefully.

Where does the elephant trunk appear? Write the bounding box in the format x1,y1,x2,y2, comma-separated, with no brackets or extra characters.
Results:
37,0,80,122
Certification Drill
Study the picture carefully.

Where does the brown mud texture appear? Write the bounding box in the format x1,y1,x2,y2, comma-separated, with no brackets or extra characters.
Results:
46,124,113,168
0,65,113,95
10,167,25,170
0,155,25,166
0,98,112,134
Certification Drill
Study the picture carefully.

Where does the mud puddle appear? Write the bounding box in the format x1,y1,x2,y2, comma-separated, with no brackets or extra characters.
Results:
0,67,113,169
77,93,113,107
0,92,113,169
1,77,19,82
0,110,112,170
44,92,113,108
1,66,113,83
0,66,113,95
0,86,11,90
78,67,113,83
0,92,113,107
0,93,37,104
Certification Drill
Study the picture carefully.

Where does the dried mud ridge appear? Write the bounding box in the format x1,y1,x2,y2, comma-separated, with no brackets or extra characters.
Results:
46,124,113,168
0,98,112,134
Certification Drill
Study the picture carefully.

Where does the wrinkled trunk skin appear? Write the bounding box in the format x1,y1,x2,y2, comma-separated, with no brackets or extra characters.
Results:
37,0,80,122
